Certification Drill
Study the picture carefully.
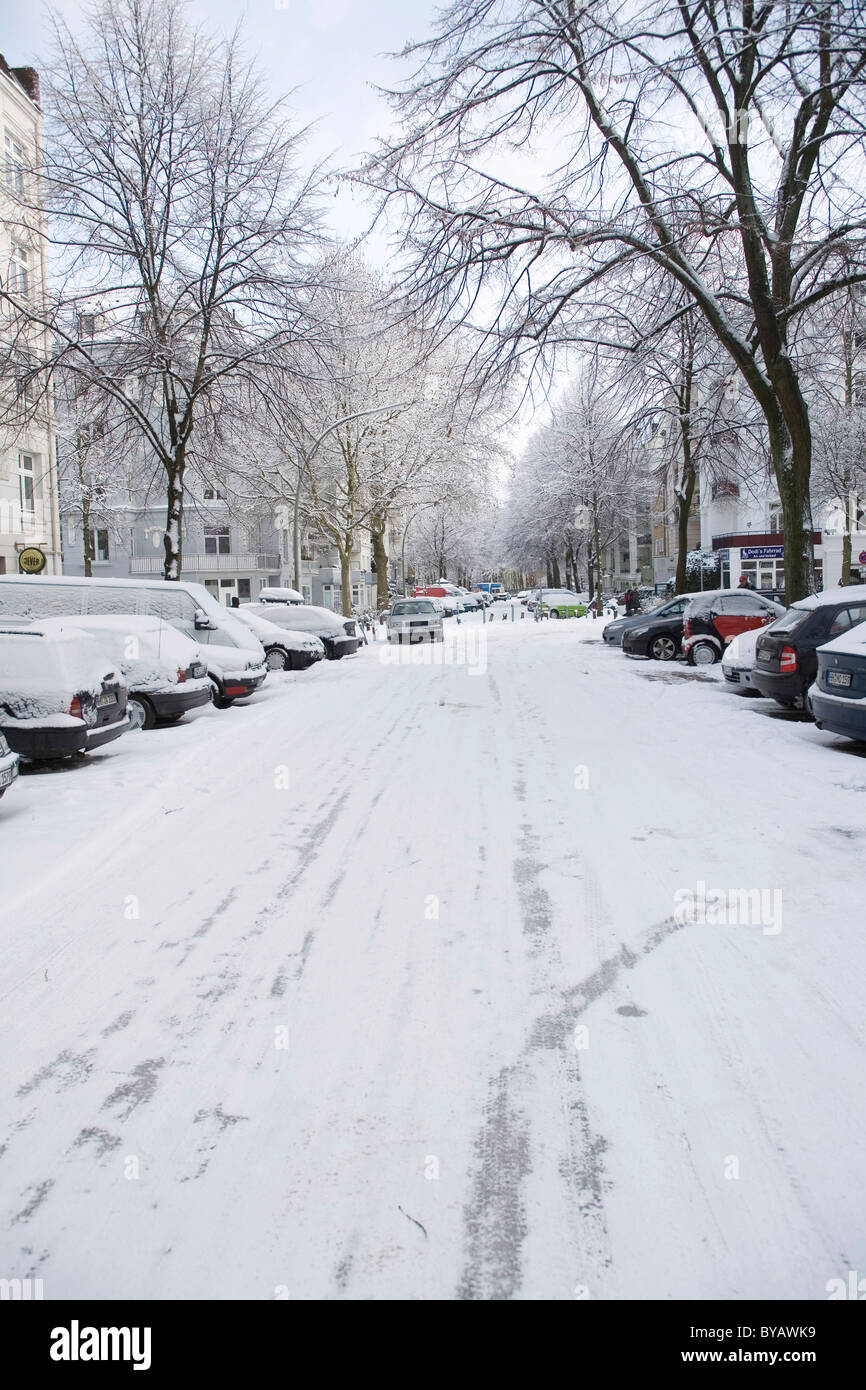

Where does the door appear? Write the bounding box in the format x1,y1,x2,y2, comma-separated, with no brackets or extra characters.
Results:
715,594,776,643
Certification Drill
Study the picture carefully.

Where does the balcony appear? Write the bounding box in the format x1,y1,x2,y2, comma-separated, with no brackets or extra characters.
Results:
130,553,280,574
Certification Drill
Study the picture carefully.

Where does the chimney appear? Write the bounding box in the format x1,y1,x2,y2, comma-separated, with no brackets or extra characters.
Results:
12,66,40,106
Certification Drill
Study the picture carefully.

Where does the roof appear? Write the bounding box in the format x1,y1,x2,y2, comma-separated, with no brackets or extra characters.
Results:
788,584,866,611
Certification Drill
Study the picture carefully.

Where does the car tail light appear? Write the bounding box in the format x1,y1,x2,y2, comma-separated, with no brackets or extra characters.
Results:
780,646,797,673
683,618,692,638
177,667,187,683
69,695,83,719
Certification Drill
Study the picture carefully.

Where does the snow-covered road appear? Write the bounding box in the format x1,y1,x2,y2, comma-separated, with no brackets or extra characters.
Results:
1,611,864,1300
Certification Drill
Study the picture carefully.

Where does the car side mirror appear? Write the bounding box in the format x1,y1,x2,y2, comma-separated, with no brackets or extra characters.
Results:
194,610,216,630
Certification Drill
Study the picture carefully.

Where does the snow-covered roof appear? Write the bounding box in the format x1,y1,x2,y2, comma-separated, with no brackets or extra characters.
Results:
818,619,866,659
788,584,866,611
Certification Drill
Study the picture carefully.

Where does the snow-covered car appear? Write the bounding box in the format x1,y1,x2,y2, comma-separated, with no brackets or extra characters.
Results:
720,627,765,696
256,587,304,605
0,732,19,798
0,621,130,760
244,603,361,659
538,589,587,618
681,589,784,665
811,620,866,743
58,615,212,730
387,598,444,643
233,606,326,671
0,575,268,710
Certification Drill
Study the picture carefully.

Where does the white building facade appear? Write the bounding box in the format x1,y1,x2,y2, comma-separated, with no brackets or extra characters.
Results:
0,56,61,577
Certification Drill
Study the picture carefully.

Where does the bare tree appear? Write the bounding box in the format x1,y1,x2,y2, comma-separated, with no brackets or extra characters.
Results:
363,0,866,601
0,0,323,579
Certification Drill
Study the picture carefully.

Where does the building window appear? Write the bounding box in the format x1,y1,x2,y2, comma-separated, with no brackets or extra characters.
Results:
9,242,29,297
4,133,24,194
18,452,36,516
203,486,225,501
88,528,110,562
204,526,230,555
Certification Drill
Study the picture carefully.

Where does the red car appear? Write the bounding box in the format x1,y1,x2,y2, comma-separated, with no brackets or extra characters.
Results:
681,589,785,665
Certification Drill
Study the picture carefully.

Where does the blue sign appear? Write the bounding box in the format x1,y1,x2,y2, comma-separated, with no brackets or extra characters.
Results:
741,545,784,560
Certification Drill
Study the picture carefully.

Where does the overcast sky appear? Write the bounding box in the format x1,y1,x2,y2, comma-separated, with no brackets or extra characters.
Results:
2,0,440,242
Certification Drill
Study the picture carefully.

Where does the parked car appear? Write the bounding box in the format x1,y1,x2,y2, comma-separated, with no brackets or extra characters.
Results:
621,604,687,661
0,621,129,760
752,585,866,709
233,606,326,671
387,598,445,643
245,603,361,659
681,589,784,665
256,587,304,604
721,627,766,695
0,732,20,798
811,620,866,743
0,576,267,709
603,593,689,647
58,615,212,729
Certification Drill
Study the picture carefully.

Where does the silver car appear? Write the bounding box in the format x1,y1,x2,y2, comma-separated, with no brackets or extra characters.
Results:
387,598,444,643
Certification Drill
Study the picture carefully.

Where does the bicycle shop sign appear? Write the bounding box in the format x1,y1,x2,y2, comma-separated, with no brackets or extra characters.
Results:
741,545,784,560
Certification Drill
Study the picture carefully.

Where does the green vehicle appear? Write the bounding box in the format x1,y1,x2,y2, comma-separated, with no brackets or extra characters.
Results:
538,589,588,618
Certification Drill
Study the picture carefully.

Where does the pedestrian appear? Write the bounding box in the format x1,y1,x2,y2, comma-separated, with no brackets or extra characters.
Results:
738,573,755,590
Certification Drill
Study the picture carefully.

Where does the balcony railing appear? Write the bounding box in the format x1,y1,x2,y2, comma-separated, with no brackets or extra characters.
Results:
130,553,280,574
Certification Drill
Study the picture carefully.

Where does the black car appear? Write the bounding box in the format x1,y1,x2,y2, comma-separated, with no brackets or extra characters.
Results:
620,604,688,661
604,594,689,648
753,587,866,709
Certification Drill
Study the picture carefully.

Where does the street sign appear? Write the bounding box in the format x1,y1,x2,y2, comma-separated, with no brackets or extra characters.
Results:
741,545,784,560
18,546,46,574
859,550,866,565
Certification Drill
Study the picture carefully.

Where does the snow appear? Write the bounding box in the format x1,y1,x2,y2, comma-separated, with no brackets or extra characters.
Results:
0,622,123,719
56,616,207,691
232,607,325,653
0,611,864,1300
784,583,866,612
818,621,866,659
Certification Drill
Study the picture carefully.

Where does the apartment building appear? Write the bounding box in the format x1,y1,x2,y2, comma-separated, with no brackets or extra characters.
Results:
0,56,61,576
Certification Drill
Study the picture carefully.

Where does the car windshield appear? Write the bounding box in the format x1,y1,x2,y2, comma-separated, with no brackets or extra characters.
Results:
392,601,435,615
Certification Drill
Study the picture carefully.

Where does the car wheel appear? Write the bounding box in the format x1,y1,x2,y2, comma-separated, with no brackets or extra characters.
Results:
210,678,234,709
128,695,156,730
266,646,289,671
650,635,678,661
688,641,717,666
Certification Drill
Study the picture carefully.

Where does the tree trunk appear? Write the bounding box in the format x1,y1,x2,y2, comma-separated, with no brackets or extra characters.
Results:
842,526,852,586
550,555,561,587
371,519,389,610
546,559,553,587
163,452,184,580
674,465,697,594
339,544,352,617
82,495,93,578
770,420,814,604
593,507,603,613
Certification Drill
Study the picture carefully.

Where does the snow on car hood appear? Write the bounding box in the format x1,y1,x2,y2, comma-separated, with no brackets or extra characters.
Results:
721,627,762,667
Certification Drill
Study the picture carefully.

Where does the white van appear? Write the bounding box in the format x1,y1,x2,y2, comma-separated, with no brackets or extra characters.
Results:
0,576,267,708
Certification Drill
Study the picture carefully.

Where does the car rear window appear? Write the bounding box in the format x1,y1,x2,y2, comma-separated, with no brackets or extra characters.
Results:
769,605,812,634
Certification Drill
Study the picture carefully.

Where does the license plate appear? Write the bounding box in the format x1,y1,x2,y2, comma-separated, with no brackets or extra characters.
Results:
97,691,114,707
757,650,772,662
410,620,428,627
828,670,852,688
0,767,15,788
